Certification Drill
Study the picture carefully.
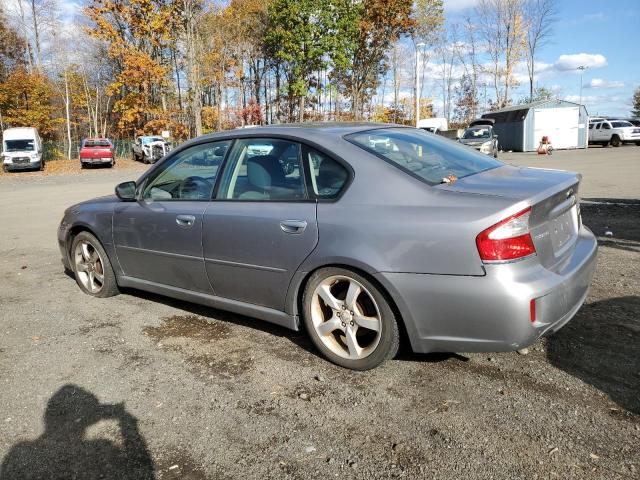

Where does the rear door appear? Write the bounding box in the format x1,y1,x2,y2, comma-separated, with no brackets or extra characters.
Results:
113,140,231,292
202,137,318,311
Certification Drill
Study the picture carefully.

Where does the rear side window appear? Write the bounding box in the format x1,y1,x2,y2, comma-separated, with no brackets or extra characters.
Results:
304,146,348,199
347,127,502,185
83,140,111,148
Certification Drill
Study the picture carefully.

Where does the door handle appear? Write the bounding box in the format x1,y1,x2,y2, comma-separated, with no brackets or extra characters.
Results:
176,214,196,227
280,220,307,234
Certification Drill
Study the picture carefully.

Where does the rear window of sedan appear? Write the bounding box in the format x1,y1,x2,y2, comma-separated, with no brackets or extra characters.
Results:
347,127,502,185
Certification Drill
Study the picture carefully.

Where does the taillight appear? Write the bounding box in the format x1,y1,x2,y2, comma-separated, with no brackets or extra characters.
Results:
476,207,536,261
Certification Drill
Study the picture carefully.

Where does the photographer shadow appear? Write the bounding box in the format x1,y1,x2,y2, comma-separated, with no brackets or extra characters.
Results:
0,385,154,480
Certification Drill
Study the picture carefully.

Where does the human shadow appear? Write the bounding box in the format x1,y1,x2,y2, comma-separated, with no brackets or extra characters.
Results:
547,296,640,415
0,385,155,480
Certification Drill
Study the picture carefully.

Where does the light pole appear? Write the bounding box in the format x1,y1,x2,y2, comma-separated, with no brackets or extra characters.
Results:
577,65,588,106
415,42,426,127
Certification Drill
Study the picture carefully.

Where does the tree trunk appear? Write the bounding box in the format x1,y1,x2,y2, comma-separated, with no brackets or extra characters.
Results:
30,0,42,68
64,72,72,159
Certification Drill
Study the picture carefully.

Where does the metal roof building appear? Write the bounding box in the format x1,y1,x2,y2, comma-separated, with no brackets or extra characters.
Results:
481,99,589,152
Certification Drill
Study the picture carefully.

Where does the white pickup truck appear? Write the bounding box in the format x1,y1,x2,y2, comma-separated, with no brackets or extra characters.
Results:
588,120,640,147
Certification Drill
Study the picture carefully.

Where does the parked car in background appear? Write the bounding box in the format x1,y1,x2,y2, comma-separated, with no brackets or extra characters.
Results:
417,117,448,133
59,124,597,370
588,120,640,147
459,119,499,158
80,138,114,168
625,118,640,128
132,136,172,164
1,127,44,172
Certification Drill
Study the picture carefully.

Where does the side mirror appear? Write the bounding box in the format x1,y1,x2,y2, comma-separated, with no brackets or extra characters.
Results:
115,181,137,201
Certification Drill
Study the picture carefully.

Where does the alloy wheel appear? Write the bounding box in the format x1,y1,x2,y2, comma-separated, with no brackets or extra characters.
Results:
310,275,382,360
74,240,105,294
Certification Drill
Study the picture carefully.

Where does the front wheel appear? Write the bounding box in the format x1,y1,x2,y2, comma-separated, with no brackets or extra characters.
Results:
611,135,621,147
71,231,119,298
302,268,399,370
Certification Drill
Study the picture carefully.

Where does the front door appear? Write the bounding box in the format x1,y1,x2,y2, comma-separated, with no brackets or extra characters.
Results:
202,137,318,311
113,140,231,292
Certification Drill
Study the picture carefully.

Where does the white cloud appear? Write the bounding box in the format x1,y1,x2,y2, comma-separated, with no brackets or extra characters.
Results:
444,0,482,12
554,53,607,71
586,78,625,89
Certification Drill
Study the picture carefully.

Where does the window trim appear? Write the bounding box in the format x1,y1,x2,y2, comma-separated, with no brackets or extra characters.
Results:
137,139,233,202
135,133,355,204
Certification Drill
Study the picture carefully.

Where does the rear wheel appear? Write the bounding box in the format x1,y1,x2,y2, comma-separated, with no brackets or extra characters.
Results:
71,231,119,298
635,142,640,146
302,267,399,370
611,135,621,147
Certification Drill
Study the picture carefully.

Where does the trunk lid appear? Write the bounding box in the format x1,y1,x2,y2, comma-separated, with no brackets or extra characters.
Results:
438,164,581,271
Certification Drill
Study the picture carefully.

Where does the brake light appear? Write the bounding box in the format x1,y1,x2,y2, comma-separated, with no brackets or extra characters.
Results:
476,207,536,261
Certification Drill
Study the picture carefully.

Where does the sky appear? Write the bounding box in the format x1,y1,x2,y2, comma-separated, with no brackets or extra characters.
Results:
8,0,640,119
444,0,640,117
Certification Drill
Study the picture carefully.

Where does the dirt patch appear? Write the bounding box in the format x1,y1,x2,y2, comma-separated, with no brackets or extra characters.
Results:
144,315,252,380
144,315,231,343
155,449,217,480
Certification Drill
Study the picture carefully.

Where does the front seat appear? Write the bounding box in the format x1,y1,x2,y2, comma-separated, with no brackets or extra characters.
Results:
239,155,290,200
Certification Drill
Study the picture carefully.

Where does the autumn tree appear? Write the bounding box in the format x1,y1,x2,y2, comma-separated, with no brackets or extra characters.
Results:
0,8,27,81
476,0,528,108
85,0,177,136
0,67,57,137
453,74,479,124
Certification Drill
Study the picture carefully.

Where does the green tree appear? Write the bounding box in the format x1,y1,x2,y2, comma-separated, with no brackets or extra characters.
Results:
331,0,415,119
265,0,334,122
517,86,554,104
632,87,640,118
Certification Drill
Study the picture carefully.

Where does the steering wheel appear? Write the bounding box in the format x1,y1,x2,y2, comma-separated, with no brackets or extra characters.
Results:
178,176,211,200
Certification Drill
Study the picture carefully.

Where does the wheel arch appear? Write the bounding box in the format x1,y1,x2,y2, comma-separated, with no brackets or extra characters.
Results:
288,262,412,350
65,223,103,263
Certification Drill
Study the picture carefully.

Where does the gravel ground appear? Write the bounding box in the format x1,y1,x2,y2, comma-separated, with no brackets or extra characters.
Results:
0,149,638,479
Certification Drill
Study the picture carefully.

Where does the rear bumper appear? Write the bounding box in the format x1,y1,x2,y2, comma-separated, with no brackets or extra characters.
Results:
81,157,113,164
375,226,598,354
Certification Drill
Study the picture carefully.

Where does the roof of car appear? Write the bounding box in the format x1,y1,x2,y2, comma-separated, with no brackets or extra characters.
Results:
193,122,405,145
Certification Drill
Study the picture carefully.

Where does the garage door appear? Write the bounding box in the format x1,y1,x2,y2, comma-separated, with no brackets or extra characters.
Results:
533,107,579,149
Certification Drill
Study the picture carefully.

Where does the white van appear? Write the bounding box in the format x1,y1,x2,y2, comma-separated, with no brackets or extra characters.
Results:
1,127,45,172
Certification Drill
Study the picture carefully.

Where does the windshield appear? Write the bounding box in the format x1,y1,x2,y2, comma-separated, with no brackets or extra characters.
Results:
4,139,35,152
347,128,502,185
142,137,164,145
611,121,632,128
83,139,111,148
462,127,491,140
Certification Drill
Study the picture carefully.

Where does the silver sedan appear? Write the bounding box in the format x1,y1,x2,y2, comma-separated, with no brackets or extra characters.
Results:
58,124,597,370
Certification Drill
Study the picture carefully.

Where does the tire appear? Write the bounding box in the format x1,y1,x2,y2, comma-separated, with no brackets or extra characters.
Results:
132,150,137,161
611,135,621,147
39,161,44,171
635,142,640,146
70,231,119,298
302,267,399,370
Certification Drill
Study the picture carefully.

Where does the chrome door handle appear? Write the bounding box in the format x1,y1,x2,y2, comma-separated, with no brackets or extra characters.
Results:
280,220,307,234
176,214,196,227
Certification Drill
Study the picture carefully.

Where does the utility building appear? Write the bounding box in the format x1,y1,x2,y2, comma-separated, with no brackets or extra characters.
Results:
481,99,589,152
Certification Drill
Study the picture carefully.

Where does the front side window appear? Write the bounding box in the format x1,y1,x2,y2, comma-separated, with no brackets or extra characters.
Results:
142,141,231,201
304,146,348,198
217,138,306,201
602,123,611,130
347,127,502,185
